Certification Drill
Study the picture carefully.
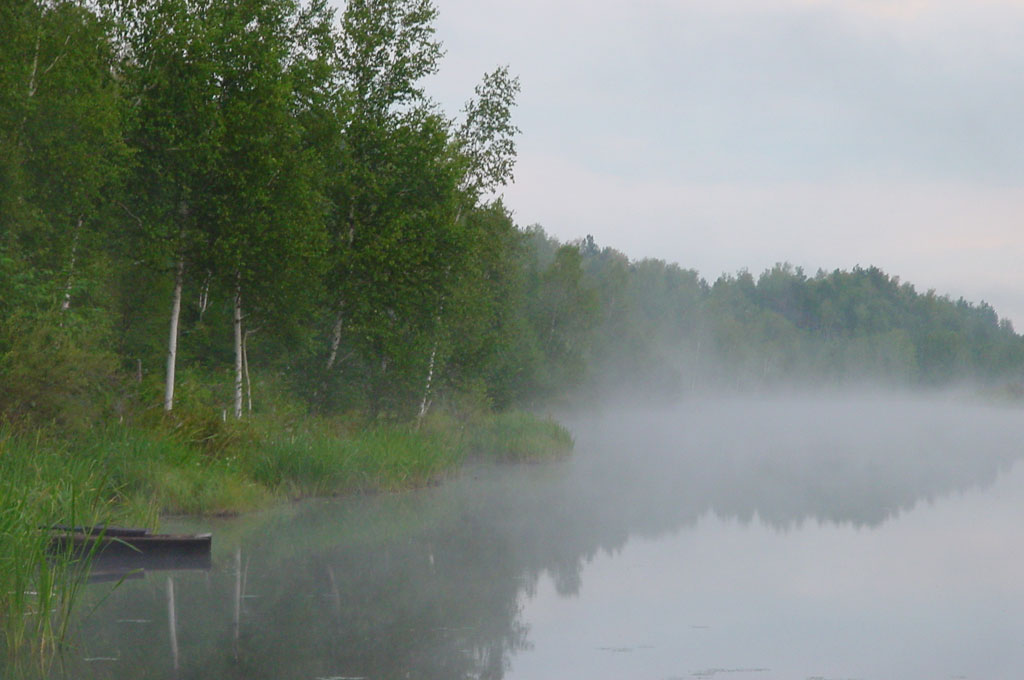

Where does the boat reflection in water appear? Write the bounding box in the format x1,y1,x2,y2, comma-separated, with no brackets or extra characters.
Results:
50,526,212,583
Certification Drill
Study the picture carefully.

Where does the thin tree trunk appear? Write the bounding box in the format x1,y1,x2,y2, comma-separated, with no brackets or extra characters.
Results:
60,216,82,312
325,310,344,371
243,329,254,413
417,300,446,425
233,279,243,419
416,290,447,425
233,548,242,660
164,258,184,412
21,27,68,136
16,27,41,138
416,342,438,425
27,28,40,99
167,577,179,674
197,272,211,321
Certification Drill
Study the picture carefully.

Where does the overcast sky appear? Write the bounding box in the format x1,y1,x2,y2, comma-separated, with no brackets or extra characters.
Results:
419,0,1024,326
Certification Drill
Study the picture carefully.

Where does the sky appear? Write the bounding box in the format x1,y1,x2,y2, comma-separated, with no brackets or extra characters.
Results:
417,0,1024,327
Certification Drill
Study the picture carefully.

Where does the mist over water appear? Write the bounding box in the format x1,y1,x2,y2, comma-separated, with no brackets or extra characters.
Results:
510,392,1024,679
57,391,1024,680
560,391,1023,530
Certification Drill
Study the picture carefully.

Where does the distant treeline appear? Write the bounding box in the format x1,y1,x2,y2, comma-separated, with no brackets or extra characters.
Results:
565,234,1024,394
1,0,1020,431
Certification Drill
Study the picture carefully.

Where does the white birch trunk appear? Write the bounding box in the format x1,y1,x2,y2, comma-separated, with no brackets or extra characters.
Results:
164,258,184,412
417,301,445,424
27,29,40,99
197,273,211,321
60,216,82,312
243,329,253,413
325,311,344,371
17,28,40,136
417,342,437,423
233,281,243,419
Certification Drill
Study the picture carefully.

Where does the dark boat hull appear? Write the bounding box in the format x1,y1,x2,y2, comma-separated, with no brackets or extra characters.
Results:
50,530,213,571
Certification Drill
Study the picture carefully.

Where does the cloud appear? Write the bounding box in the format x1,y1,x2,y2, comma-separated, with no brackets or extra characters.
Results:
419,0,1024,323
433,0,1024,181
507,151,1024,323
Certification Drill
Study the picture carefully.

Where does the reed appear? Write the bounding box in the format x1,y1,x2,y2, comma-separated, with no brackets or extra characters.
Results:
82,426,270,516
248,423,464,497
0,430,119,670
466,411,574,462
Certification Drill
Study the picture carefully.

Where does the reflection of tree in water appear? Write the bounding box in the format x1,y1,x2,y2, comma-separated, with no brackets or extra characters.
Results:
225,521,533,680
464,396,1024,595
57,396,1024,680
564,396,1024,530
58,491,535,680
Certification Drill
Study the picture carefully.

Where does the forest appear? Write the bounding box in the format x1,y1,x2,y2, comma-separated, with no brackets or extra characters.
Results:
2,0,1024,473
4,0,1024,664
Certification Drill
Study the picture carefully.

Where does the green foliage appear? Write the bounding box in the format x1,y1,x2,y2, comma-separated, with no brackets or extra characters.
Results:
329,106,464,416
3,0,1019,443
0,315,121,430
549,244,1024,392
523,238,601,396
467,411,574,463
456,66,521,198
337,0,442,116
441,204,535,408
0,0,128,308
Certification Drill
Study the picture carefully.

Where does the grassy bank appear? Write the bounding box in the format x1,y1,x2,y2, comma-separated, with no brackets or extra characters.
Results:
0,409,572,667
465,410,575,462
66,409,572,512
0,431,152,672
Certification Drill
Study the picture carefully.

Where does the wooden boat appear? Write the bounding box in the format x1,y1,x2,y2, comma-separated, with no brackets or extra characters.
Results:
49,526,212,571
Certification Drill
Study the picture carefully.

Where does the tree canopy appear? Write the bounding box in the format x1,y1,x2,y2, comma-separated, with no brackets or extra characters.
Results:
1,0,1022,431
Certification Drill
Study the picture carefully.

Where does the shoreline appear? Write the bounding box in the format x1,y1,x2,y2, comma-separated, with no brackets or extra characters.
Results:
0,410,572,665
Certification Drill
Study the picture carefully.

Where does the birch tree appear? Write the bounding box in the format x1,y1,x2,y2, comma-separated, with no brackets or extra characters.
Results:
0,0,129,425
414,66,521,419
205,0,329,418
0,0,126,318
318,0,452,413
110,0,223,412
436,202,537,410
454,66,521,205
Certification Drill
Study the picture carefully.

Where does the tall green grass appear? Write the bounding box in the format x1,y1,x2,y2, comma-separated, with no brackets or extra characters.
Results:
248,423,464,497
466,411,574,462
82,427,271,516
0,431,128,670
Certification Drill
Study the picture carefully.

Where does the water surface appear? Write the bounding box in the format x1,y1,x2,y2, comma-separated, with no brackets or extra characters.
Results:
57,394,1024,679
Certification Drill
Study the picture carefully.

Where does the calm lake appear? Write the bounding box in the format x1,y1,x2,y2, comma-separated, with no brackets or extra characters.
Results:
56,394,1024,680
